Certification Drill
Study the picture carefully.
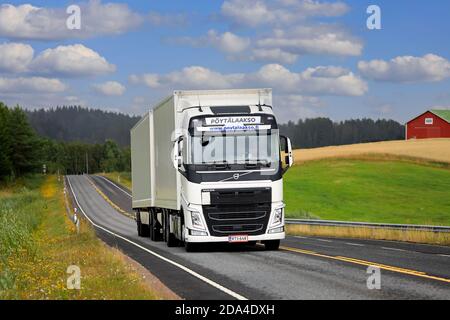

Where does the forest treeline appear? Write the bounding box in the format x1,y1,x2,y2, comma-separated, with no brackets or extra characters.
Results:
279,118,405,149
28,106,405,150
0,103,130,181
27,106,140,146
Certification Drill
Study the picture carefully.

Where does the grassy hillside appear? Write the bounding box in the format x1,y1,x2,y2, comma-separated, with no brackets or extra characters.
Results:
285,159,450,225
294,139,450,164
0,175,168,299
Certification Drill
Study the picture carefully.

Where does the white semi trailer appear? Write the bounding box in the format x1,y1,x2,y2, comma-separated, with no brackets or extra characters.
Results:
131,89,293,251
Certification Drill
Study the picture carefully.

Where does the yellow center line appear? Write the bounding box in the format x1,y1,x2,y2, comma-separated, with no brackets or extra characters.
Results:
87,176,135,220
280,246,450,284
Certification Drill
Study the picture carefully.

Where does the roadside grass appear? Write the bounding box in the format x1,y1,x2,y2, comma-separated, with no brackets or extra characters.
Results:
286,224,450,246
0,175,169,300
284,159,450,226
100,172,132,190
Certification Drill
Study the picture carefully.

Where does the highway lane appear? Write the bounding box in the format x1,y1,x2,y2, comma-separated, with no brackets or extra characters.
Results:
68,175,450,300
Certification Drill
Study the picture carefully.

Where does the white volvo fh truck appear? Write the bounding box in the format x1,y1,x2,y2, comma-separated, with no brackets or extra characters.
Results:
131,89,293,251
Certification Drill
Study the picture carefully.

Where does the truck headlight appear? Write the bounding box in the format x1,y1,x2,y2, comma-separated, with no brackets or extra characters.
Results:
271,207,283,227
190,210,206,230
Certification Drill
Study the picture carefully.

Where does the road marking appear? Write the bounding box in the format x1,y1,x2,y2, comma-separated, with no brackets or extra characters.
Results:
439,254,450,258
295,236,308,239
381,247,406,252
87,176,135,220
95,175,132,198
67,176,248,301
316,239,333,243
345,242,365,247
281,246,450,284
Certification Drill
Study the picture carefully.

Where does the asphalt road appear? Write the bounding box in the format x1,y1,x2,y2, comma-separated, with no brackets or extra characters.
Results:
67,175,450,300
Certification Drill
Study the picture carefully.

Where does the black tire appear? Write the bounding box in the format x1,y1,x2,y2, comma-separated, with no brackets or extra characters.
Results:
136,211,142,236
136,211,149,237
165,211,178,247
149,210,155,241
264,240,280,251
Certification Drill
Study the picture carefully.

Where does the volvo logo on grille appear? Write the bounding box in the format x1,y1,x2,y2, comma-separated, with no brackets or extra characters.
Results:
233,173,240,180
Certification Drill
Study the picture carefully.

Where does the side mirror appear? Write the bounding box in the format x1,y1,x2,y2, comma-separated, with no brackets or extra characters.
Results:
172,136,184,170
280,135,293,174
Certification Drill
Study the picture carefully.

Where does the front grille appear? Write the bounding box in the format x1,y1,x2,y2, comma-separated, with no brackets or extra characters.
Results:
203,188,272,237
209,210,266,221
212,224,264,234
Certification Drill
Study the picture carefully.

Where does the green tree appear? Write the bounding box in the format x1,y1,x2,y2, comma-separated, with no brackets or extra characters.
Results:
101,140,123,172
0,103,12,179
8,106,42,177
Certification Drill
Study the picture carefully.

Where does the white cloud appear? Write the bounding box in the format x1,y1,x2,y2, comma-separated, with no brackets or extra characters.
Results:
92,81,126,96
170,24,362,63
250,48,298,64
129,74,160,88
221,0,349,27
0,1,143,41
256,25,363,57
130,64,367,96
207,30,250,54
64,95,86,106
274,94,324,122
0,76,66,93
30,44,116,77
358,54,450,83
251,64,368,96
0,42,34,73
168,30,250,55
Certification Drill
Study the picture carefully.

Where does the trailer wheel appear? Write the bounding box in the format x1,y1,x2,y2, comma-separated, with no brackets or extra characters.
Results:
149,209,156,241
136,211,142,236
263,240,280,251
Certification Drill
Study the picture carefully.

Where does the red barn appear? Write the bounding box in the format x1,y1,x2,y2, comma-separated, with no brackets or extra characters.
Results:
406,110,450,140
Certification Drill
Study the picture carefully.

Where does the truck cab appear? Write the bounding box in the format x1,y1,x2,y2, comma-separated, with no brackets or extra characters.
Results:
131,89,293,251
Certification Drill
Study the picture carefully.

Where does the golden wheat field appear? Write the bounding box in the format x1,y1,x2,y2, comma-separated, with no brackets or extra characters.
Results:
293,138,450,164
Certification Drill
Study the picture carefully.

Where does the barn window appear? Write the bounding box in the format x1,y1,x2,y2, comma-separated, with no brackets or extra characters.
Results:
425,118,434,125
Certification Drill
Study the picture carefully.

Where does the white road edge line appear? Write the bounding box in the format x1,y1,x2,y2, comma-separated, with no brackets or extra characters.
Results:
438,254,450,258
67,176,247,301
316,239,333,243
95,175,132,198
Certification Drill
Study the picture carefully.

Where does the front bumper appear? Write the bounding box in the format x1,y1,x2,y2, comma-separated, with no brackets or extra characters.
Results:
185,230,285,243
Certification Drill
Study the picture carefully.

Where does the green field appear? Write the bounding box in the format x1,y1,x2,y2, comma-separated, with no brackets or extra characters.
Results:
284,160,450,226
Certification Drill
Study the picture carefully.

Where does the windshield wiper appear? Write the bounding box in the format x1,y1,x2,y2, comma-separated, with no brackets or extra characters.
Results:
245,160,271,169
202,161,230,170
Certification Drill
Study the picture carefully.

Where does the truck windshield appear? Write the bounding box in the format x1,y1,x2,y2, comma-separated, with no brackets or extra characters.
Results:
189,130,280,165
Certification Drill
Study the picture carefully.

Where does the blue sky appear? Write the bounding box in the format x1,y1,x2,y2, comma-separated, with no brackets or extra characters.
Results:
0,0,449,123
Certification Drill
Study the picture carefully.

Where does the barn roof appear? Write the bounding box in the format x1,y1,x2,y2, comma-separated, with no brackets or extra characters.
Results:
430,110,450,123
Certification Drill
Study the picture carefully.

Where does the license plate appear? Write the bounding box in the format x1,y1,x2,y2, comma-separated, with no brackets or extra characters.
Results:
228,235,249,243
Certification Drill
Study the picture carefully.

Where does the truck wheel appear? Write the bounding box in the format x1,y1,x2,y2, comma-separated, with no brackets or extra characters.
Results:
264,240,280,251
165,211,178,247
